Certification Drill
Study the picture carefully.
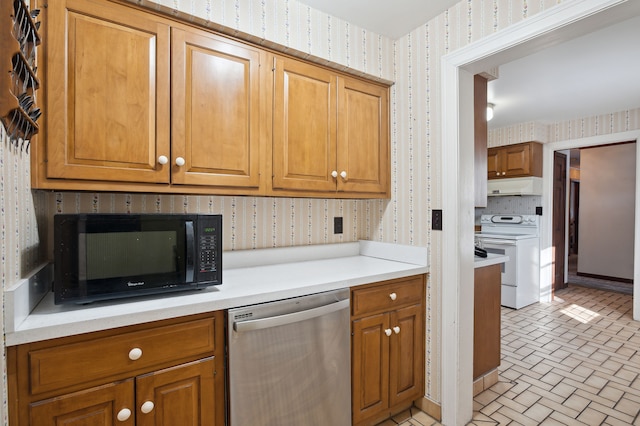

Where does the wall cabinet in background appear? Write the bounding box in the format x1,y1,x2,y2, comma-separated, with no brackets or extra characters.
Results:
487,141,542,179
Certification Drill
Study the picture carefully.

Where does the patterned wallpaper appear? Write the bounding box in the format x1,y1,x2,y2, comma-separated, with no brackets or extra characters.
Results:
6,0,640,421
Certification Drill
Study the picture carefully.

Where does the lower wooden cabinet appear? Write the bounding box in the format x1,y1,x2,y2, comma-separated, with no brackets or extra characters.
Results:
351,275,426,426
474,264,501,379
8,312,225,426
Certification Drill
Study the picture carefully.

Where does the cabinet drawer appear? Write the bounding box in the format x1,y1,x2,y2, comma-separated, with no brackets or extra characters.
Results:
352,276,424,317
28,318,216,396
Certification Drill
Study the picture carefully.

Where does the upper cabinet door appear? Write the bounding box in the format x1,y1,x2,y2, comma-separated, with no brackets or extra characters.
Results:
171,28,263,188
272,57,338,192
46,0,171,183
337,76,389,195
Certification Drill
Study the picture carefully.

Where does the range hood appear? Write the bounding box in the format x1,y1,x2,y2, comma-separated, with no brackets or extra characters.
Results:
487,177,543,196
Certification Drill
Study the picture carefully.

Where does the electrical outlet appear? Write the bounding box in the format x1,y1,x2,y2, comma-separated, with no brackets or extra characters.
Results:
334,217,343,234
432,209,442,231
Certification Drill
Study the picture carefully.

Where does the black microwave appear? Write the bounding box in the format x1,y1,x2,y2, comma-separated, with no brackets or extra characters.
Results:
53,214,222,304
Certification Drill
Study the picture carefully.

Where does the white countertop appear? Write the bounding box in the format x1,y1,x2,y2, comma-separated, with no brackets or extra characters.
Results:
5,241,428,346
474,253,509,268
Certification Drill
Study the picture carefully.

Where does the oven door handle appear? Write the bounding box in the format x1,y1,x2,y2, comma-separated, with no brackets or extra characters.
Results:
479,238,518,246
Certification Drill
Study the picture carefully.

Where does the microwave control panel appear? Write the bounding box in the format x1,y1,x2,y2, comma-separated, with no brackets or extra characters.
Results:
195,215,222,284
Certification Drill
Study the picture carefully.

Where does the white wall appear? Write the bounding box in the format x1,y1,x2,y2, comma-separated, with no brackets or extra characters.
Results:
578,143,636,280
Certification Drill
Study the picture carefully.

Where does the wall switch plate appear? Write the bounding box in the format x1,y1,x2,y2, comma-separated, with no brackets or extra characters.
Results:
334,217,343,234
432,209,442,231
536,206,543,215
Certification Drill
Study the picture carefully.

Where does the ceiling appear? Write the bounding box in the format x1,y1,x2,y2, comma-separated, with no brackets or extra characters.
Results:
487,14,640,129
295,0,459,39
294,1,640,132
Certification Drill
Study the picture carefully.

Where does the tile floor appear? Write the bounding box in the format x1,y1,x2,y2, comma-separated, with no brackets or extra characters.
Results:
377,284,640,425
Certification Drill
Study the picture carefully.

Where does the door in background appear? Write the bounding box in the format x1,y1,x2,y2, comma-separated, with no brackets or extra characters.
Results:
553,151,568,293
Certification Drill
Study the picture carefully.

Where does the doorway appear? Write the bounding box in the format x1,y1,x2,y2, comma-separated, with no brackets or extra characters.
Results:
441,1,640,424
557,144,636,295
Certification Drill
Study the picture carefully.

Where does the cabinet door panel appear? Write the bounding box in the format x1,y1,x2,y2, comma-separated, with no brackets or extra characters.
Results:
503,144,531,176
46,0,170,183
337,77,389,194
389,305,424,407
29,379,134,426
136,357,218,426
352,313,390,424
171,28,262,188
487,148,501,179
273,57,337,191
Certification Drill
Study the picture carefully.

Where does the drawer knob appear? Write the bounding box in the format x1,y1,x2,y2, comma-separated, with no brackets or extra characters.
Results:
117,408,132,422
389,292,397,301
141,400,155,414
157,155,168,165
393,326,400,334
384,328,392,337
128,347,143,361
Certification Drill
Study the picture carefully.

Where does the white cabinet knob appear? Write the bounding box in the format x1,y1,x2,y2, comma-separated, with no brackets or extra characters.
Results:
117,408,132,422
175,157,186,167
384,328,392,337
340,171,347,179
502,171,506,175
157,155,168,165
128,348,142,361
393,326,400,334
140,401,155,414
495,172,500,176
331,170,338,178
389,292,397,301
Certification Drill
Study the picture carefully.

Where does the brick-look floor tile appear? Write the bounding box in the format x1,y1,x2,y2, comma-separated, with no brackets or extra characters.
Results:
584,373,609,391
548,410,588,426
599,384,625,403
586,401,635,424
522,403,554,423
496,395,533,415
495,405,539,426
614,396,640,417
563,393,591,412
409,410,440,426
550,381,577,399
513,389,542,408
475,389,502,406
540,372,564,386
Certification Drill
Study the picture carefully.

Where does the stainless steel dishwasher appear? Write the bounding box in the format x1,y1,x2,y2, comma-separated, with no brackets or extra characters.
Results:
228,288,351,426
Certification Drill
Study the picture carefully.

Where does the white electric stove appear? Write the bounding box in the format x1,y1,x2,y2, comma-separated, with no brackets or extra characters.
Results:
475,214,541,309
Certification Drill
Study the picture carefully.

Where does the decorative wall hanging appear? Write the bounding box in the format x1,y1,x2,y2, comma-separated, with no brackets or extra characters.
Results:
1,0,41,152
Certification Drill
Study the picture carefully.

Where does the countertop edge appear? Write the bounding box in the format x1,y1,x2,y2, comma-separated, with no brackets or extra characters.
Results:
474,253,509,268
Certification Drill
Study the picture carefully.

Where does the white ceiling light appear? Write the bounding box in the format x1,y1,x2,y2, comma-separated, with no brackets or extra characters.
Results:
486,103,495,121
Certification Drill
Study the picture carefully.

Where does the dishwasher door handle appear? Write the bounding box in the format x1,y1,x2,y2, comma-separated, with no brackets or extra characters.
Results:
233,298,349,332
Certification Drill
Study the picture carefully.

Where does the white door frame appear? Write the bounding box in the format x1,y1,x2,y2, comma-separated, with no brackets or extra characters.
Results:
440,0,639,424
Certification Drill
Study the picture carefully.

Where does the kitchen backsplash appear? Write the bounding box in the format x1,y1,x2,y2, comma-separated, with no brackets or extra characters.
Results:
41,192,375,253
476,195,542,220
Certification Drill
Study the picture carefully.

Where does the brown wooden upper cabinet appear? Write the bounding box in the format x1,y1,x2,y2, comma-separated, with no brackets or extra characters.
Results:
272,56,390,197
487,141,543,179
40,0,263,192
32,0,390,198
